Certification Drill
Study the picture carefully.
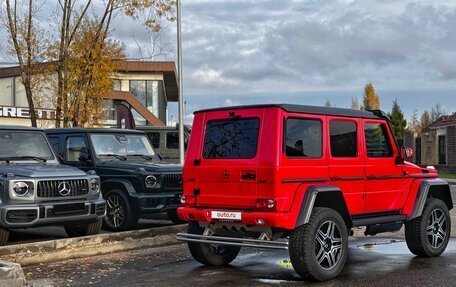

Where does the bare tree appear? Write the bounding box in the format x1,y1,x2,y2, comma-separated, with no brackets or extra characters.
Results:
430,103,446,122
1,0,44,127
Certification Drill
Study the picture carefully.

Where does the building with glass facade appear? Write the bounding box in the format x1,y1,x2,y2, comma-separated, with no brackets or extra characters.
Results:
0,60,178,127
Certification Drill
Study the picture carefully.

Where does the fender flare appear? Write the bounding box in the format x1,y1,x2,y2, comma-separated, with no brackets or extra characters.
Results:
101,179,137,196
295,184,352,228
409,179,453,220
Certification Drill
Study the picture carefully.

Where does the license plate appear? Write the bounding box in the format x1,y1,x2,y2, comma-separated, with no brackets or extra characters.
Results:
211,211,242,221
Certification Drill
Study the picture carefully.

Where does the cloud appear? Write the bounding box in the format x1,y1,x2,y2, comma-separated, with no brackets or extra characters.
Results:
3,0,456,119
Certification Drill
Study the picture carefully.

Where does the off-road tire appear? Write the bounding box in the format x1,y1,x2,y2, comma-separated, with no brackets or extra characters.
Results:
103,189,138,232
405,198,451,257
289,207,348,282
187,221,241,266
167,209,186,225
64,219,102,237
0,228,10,246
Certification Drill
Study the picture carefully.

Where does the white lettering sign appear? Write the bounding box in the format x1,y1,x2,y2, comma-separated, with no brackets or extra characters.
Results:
0,106,56,120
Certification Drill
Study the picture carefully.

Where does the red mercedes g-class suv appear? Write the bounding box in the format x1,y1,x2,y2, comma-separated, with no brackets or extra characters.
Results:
177,104,452,281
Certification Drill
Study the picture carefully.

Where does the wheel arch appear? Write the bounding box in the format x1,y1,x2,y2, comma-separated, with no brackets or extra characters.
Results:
409,179,453,220
101,179,136,196
295,185,352,229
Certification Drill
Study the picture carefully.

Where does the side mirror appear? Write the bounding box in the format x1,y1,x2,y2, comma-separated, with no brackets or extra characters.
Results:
401,147,414,160
78,151,91,162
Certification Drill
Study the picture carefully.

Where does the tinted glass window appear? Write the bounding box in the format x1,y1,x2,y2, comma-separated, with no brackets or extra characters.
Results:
166,132,179,149
330,120,358,157
66,136,88,162
365,123,393,158
285,118,322,158
203,118,260,159
47,136,60,154
147,132,160,148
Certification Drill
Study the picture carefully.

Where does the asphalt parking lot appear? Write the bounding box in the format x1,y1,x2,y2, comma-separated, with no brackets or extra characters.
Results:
24,237,456,287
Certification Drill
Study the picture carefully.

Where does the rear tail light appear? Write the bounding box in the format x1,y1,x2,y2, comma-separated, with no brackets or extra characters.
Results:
256,199,276,210
180,194,197,206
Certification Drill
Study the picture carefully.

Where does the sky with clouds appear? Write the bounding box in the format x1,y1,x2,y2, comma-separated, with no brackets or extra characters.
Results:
3,0,456,124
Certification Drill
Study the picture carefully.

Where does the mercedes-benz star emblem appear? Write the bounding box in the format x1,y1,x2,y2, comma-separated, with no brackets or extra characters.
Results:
222,170,230,179
58,181,71,196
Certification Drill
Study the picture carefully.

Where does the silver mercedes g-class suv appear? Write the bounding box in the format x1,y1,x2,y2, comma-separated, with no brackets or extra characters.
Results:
0,126,106,245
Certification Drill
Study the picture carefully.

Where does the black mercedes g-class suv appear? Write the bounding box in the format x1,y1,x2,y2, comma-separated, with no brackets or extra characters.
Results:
0,126,105,245
45,128,183,231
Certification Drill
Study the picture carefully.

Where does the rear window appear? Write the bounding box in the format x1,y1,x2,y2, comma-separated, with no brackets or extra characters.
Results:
203,118,260,159
166,132,179,149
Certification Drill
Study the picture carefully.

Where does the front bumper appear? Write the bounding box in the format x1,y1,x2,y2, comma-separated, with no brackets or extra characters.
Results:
177,207,296,230
132,193,182,213
0,198,106,228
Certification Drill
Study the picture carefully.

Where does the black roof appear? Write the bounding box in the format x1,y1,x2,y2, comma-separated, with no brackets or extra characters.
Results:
45,128,145,135
195,104,384,119
0,125,43,131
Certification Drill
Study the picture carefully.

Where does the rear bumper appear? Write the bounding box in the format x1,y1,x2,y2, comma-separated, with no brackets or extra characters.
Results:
176,232,288,250
0,198,106,228
177,207,296,230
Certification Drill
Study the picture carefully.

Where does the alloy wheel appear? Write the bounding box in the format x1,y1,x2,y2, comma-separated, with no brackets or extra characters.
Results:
105,194,126,228
426,208,448,249
315,221,343,270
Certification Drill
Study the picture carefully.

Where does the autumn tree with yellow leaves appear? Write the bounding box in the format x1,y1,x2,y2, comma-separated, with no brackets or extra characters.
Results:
361,83,380,110
2,0,175,127
53,0,176,127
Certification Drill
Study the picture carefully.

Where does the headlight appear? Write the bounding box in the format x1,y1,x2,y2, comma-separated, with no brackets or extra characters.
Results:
145,175,158,188
13,182,29,196
90,178,100,193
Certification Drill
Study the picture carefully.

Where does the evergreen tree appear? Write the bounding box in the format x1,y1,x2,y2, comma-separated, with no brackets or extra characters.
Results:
362,83,380,110
388,99,407,139
324,100,331,107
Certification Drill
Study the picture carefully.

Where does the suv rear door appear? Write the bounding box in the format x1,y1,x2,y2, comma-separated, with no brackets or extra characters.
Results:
327,117,365,214
192,108,264,209
362,120,405,212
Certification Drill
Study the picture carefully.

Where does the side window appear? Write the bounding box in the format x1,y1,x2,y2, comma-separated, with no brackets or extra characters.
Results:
365,123,393,158
166,132,179,149
65,136,88,162
330,120,358,157
285,118,322,158
147,132,160,149
47,136,60,155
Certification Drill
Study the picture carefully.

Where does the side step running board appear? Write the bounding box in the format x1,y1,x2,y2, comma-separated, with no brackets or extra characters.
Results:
176,233,289,250
352,215,407,227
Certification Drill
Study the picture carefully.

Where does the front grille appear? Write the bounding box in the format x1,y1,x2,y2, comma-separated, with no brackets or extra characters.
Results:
162,174,183,189
37,179,89,198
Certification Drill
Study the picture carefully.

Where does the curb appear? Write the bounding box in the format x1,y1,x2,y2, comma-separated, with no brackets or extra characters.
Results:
0,224,186,266
0,260,26,287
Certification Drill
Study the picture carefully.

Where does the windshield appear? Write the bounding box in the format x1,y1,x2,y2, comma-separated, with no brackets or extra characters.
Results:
90,133,155,159
0,131,55,160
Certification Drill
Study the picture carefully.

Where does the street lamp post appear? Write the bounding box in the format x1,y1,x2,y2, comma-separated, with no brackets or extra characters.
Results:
177,0,185,164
